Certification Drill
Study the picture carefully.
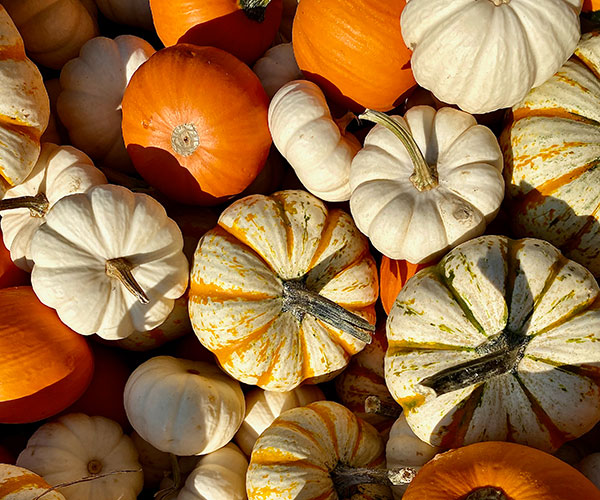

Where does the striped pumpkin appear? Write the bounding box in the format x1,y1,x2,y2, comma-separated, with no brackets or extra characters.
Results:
501,31,600,277
0,464,65,500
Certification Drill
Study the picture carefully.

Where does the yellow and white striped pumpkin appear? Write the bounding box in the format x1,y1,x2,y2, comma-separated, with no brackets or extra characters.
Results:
0,464,66,500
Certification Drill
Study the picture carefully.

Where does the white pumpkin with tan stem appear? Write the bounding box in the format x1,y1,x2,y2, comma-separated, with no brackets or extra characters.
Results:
0,143,106,271
16,413,143,500
349,106,504,263
30,184,189,339
401,0,582,114
58,35,155,172
268,81,361,202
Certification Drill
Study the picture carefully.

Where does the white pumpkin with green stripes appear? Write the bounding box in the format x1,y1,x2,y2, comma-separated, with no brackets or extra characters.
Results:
385,234,600,452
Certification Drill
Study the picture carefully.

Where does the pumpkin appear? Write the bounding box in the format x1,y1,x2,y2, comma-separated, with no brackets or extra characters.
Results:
58,35,155,173
247,400,392,499
95,0,153,30
402,441,600,500
385,235,600,452
501,30,600,277
16,413,143,500
189,190,378,392
124,356,245,456
0,464,66,500
30,184,189,340
0,229,28,288
121,44,272,205
1,0,99,70
149,0,283,65
401,0,581,114
0,143,107,272
252,43,302,99
269,81,361,202
234,385,325,456
0,287,93,424
584,0,600,10
350,106,504,263
0,5,49,198
292,0,415,112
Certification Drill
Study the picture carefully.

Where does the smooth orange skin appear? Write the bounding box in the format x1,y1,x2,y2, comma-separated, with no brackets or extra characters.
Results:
292,0,416,112
0,287,94,423
583,0,600,12
0,235,28,289
150,0,283,65
403,441,600,500
379,256,435,314
122,44,272,206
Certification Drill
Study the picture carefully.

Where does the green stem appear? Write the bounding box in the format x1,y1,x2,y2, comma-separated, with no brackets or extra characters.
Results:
239,0,271,22
0,192,49,218
105,257,149,304
359,109,438,192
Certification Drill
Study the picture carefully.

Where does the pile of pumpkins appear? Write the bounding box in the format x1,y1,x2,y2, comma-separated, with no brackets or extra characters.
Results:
3,0,600,499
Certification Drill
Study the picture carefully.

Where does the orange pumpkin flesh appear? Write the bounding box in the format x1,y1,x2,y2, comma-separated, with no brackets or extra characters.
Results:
403,441,600,500
292,0,415,112
122,44,272,205
0,287,94,423
379,257,435,314
149,0,283,64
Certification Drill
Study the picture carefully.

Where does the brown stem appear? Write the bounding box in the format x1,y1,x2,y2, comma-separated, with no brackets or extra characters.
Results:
87,459,103,475
465,487,508,500
240,0,271,21
331,463,417,497
282,278,374,344
364,395,402,419
154,454,181,500
0,192,49,218
105,257,149,304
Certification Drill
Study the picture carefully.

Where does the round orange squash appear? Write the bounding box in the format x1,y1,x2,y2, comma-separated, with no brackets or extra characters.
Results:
0,287,94,423
0,230,28,289
122,44,272,205
292,0,415,112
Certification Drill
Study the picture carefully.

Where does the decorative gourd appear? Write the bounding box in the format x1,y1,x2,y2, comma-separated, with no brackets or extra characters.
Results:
403,441,600,500
149,0,283,65
1,0,99,70
247,400,392,499
380,257,436,315
501,31,600,277
95,0,153,30
350,106,504,263
292,0,415,111
234,385,325,456
0,287,94,424
189,190,378,392
124,356,245,456
401,0,581,114
385,235,600,452
122,44,272,205
16,413,143,500
30,184,189,340
0,464,66,500
0,5,49,198
269,81,361,202
58,35,155,173
252,43,302,99
0,143,107,272
579,453,600,490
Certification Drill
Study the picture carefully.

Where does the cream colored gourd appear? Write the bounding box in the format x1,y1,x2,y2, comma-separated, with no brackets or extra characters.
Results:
130,431,172,489
58,35,155,172
401,0,582,114
350,106,504,263
385,235,600,452
0,143,106,271
253,43,302,99
16,413,143,500
234,385,325,456
0,464,66,500
30,184,189,339
94,0,153,30
124,356,245,456
269,81,361,201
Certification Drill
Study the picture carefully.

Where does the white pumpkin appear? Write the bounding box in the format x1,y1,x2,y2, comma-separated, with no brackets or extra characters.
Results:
30,184,189,340
58,35,155,172
234,385,325,456
400,0,582,114
16,413,143,500
0,143,107,271
349,106,504,263
94,0,153,30
124,356,245,456
0,464,66,500
253,43,302,99
268,81,361,202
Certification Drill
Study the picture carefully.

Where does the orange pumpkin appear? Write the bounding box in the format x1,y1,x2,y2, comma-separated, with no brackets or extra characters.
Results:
0,287,94,423
292,0,415,112
149,0,283,64
403,441,600,500
584,0,600,12
379,257,434,314
0,231,28,289
122,44,272,205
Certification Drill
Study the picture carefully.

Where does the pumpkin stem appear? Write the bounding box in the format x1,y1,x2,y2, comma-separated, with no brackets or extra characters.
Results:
465,487,509,500
0,192,49,218
239,0,272,22
359,109,438,192
154,454,181,500
282,277,374,344
105,257,150,304
331,463,417,497
334,111,357,134
171,123,200,157
364,395,402,419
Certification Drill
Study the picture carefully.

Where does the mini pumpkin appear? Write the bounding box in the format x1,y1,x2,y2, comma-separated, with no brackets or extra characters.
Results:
252,43,302,99
379,256,436,314
0,464,66,500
